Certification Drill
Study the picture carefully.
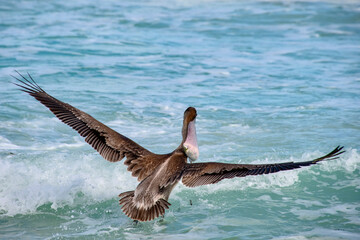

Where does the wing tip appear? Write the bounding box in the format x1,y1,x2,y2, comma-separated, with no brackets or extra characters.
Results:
312,145,346,163
11,70,44,94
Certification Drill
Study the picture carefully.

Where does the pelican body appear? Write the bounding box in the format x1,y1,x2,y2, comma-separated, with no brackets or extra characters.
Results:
14,72,345,222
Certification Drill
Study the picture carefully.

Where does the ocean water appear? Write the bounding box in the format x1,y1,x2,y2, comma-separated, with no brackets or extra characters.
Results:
0,0,359,239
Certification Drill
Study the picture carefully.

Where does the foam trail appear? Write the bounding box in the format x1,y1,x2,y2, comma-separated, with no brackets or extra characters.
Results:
0,153,137,216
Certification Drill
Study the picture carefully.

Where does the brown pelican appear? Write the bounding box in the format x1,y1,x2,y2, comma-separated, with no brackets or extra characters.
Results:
13,72,345,222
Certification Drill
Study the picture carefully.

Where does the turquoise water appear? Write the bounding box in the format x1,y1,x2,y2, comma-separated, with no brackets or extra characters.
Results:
1,0,360,239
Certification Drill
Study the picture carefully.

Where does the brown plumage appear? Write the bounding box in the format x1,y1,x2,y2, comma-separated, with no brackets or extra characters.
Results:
13,72,345,222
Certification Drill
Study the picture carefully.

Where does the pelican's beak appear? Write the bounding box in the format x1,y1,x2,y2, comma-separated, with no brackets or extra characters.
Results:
183,120,199,162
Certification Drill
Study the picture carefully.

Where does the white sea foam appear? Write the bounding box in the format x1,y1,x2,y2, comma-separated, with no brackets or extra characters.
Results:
0,147,357,217
273,234,352,240
0,136,20,150
290,203,359,221
0,153,137,216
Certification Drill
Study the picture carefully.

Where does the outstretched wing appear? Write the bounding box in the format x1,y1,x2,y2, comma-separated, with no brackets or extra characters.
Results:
13,71,162,181
182,146,344,187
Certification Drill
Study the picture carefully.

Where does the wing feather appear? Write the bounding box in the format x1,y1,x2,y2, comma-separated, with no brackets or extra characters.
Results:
13,72,164,181
182,146,345,187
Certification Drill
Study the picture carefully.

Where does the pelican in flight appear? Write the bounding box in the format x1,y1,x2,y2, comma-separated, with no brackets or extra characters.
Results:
13,72,344,222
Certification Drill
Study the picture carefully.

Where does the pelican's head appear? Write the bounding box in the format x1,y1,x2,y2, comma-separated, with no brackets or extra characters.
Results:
182,107,199,162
